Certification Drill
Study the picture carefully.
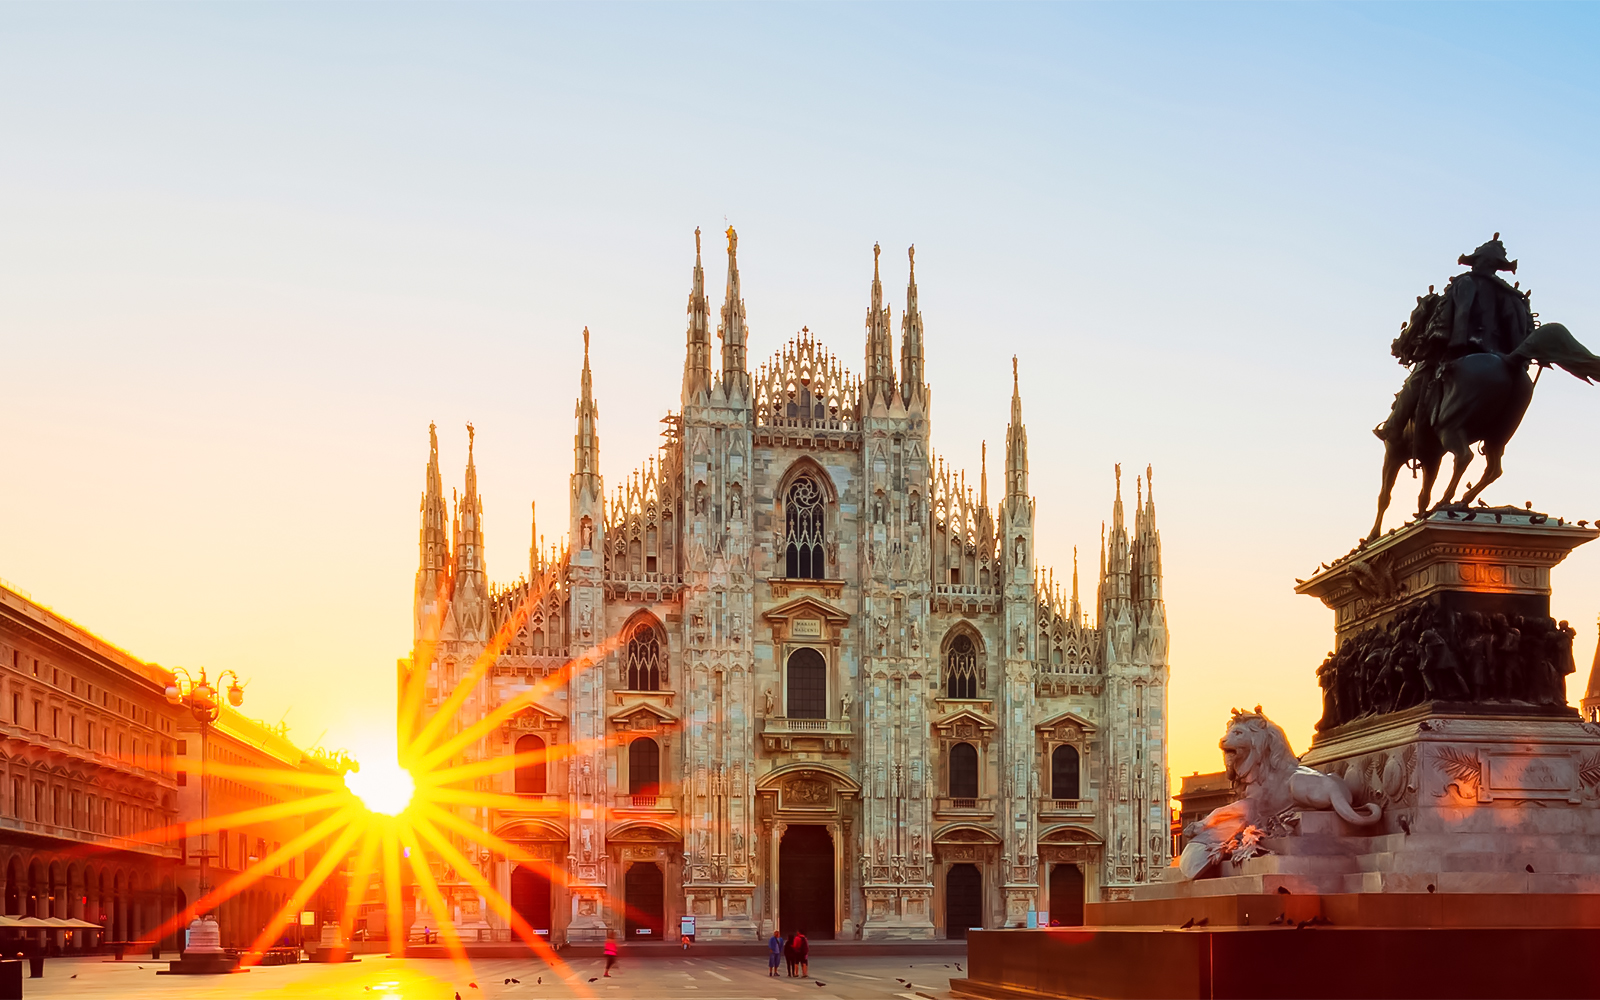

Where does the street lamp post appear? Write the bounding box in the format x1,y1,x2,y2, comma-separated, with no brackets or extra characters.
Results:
165,667,243,971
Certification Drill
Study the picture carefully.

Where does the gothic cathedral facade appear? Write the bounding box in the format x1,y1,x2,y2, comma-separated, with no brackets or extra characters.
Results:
401,230,1170,943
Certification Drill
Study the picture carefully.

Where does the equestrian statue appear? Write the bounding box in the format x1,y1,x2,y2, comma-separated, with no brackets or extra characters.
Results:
1369,235,1600,541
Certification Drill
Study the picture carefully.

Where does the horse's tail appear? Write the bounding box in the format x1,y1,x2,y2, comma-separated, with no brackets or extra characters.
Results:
1512,322,1600,383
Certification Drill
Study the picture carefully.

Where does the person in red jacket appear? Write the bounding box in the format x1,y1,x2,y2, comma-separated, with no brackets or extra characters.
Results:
603,930,617,977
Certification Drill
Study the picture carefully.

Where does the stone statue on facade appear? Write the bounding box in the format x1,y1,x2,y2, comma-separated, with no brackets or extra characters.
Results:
1369,236,1600,540
1179,708,1380,879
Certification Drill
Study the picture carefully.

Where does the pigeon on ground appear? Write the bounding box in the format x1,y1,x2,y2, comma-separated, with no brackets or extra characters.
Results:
1527,864,1535,873
1276,886,1290,894
588,977,598,983
1295,919,1310,930
955,963,962,971
1427,884,1436,894
456,993,462,1000
1179,917,1194,929
815,983,825,988
537,977,542,984
470,985,479,990
70,974,77,979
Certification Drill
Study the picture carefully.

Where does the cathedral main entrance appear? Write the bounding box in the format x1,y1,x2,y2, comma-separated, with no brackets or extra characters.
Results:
623,862,664,940
510,865,553,937
1048,863,1084,926
778,825,834,939
945,863,982,939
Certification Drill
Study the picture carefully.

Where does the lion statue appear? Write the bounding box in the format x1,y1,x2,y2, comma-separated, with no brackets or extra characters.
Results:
1178,707,1381,879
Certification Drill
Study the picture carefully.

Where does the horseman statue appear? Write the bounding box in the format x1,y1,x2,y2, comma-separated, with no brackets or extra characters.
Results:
1369,235,1600,540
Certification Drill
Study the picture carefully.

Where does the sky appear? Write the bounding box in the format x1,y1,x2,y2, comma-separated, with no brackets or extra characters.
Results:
3,3,1599,782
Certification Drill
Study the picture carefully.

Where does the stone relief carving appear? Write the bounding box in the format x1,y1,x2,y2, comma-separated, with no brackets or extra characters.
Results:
1435,747,1482,800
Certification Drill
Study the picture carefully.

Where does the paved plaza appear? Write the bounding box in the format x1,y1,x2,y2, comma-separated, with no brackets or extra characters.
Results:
19,953,960,1000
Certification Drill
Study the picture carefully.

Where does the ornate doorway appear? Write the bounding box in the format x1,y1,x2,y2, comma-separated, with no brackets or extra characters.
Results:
945,863,982,939
623,862,664,940
1048,863,1084,926
778,824,834,939
510,866,553,937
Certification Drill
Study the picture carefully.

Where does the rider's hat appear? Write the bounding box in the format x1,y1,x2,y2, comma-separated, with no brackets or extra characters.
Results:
1458,234,1518,274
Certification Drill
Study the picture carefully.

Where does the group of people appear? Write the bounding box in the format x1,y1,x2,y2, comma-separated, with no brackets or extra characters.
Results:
1315,601,1578,730
766,930,810,977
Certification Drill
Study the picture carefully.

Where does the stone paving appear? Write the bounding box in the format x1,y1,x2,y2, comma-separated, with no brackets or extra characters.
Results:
21,953,960,999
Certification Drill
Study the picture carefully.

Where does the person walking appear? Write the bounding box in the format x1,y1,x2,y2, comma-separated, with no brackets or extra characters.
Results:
795,929,810,978
603,930,618,977
783,932,797,977
766,930,782,977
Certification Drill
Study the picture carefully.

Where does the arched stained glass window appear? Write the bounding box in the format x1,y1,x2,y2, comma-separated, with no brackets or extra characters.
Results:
946,634,979,699
626,622,664,691
1051,744,1080,800
949,742,979,799
786,648,827,719
628,738,660,796
784,476,825,579
515,734,547,794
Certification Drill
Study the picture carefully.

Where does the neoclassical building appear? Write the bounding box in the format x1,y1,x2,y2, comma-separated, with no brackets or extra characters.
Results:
401,231,1171,943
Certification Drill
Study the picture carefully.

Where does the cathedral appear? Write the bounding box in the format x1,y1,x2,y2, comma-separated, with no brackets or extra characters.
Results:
400,230,1171,944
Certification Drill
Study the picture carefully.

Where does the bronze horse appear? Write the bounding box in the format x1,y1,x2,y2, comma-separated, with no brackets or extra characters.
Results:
1370,320,1600,541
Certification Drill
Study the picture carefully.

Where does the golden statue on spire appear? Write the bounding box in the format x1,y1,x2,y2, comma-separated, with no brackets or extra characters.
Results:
725,225,737,255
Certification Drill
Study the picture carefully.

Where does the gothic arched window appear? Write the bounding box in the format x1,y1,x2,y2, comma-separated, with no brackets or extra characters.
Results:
786,647,827,719
1051,744,1080,800
625,621,664,691
945,634,979,699
783,475,826,579
949,742,979,799
514,734,547,794
628,737,660,796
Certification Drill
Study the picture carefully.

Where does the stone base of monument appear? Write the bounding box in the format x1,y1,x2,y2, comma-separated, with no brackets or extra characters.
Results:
157,951,244,975
950,925,1600,1000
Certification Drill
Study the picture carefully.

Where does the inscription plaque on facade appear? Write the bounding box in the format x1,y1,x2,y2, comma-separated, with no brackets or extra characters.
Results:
792,618,822,638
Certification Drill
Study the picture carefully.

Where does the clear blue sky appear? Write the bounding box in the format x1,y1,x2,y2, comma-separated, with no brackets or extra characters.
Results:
4,3,1599,776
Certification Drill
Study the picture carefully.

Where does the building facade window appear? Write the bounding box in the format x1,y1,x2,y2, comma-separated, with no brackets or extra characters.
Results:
949,742,979,799
1051,744,1080,799
514,734,547,794
785,648,827,719
783,476,826,579
628,738,660,796
945,634,979,699
625,622,664,691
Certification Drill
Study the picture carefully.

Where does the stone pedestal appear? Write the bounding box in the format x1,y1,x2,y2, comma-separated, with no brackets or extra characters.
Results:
860,886,936,940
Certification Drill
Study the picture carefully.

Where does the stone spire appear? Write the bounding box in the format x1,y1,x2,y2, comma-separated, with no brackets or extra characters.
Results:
448,423,488,642
1101,465,1133,623
1582,617,1600,723
682,227,713,403
1005,357,1029,500
718,226,748,394
864,242,895,406
454,423,486,582
528,500,544,578
1070,546,1081,624
574,328,600,479
979,441,989,511
415,421,452,637
900,244,924,405
1134,465,1162,605
570,327,604,563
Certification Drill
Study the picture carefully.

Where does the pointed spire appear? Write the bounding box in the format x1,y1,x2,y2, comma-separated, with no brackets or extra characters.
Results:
683,227,713,402
718,226,748,393
574,328,600,478
1070,546,1081,623
529,500,543,577
1005,356,1029,500
454,423,485,580
1112,462,1124,532
900,245,924,405
979,441,989,511
865,242,895,405
416,422,451,627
